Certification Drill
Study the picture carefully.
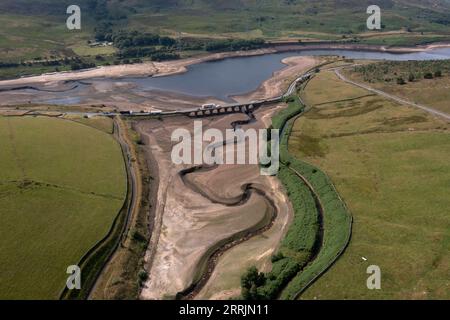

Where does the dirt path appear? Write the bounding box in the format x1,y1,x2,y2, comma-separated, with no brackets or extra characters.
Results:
334,68,450,121
87,117,140,298
114,117,142,246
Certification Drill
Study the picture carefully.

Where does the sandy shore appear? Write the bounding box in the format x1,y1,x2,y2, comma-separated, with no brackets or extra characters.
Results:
1,42,448,88
0,48,276,87
0,54,319,111
233,56,318,102
272,41,450,54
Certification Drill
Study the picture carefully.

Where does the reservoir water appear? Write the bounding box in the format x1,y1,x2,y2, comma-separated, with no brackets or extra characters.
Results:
2,48,450,105
124,48,450,101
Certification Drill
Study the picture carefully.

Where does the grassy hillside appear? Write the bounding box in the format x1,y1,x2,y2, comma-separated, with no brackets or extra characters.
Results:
0,0,449,79
291,70,450,299
0,116,126,299
0,0,449,62
345,60,450,114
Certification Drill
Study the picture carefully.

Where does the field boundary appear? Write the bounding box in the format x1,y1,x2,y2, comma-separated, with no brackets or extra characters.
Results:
0,113,130,300
59,117,132,300
313,93,377,107
271,86,353,299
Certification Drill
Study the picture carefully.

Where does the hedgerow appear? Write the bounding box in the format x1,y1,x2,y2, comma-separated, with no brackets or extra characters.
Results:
271,95,305,131
241,94,352,300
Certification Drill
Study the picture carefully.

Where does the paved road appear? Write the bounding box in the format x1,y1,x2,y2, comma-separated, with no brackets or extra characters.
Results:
334,68,450,121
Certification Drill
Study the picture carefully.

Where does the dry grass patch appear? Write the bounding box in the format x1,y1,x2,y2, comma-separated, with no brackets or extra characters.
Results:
290,73,450,299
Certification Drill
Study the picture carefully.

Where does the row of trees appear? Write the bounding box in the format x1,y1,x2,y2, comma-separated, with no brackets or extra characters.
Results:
96,28,266,52
0,62,20,68
205,39,265,52
119,50,180,62
355,60,449,84
397,70,443,85
108,31,177,49
105,30,265,60
0,57,96,71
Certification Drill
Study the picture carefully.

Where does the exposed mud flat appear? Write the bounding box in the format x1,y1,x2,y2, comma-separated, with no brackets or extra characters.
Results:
1,43,448,109
135,104,293,300
1,42,447,88
0,49,277,87
0,54,310,111
194,105,293,300
0,55,318,111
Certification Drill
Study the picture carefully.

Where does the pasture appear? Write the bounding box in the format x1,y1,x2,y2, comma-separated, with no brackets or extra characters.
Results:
346,60,450,114
290,71,450,299
0,116,126,299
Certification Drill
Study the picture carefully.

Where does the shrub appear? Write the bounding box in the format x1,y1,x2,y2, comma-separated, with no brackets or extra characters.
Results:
271,252,285,263
241,94,352,300
241,266,266,299
205,39,265,52
138,270,148,283
241,266,266,289
396,77,406,85
132,230,146,243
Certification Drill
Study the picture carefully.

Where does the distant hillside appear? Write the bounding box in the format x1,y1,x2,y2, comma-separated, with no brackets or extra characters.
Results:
0,0,449,69
105,0,450,40
1,1,450,30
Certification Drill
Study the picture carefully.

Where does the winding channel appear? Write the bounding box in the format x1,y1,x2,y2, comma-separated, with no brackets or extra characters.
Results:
174,111,278,300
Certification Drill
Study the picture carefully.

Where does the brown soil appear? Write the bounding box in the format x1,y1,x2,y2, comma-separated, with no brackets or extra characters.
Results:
0,49,276,87
134,104,294,300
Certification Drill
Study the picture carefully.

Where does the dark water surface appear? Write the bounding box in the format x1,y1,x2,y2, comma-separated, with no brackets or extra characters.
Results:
3,48,450,105
117,48,450,101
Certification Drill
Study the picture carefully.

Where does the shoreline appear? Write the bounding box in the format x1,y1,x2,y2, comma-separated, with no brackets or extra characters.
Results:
0,42,449,87
271,41,450,53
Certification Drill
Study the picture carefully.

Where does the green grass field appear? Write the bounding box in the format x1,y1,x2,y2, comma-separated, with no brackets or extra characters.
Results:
0,116,126,299
290,71,450,299
303,71,371,106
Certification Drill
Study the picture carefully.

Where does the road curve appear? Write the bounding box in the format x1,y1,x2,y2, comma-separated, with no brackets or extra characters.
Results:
87,117,139,299
113,118,140,246
334,68,450,121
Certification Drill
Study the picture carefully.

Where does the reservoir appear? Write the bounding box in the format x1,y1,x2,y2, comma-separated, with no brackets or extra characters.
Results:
126,48,450,101
2,48,450,105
